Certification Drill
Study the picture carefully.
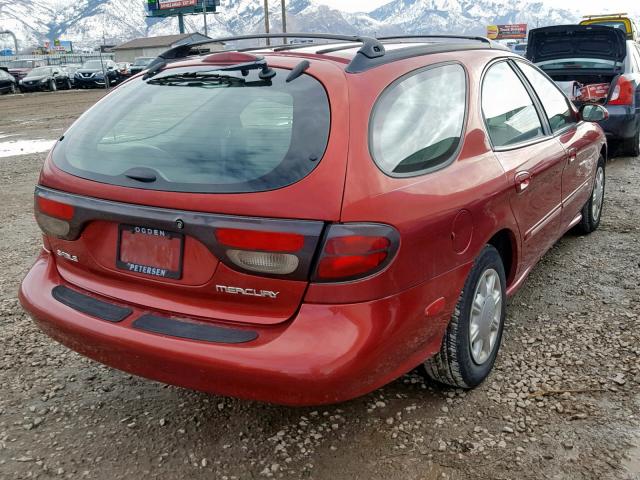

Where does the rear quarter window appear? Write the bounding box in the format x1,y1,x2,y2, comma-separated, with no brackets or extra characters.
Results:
369,63,467,177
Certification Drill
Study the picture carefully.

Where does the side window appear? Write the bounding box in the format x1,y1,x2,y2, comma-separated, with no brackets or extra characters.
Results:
516,62,576,133
482,62,544,148
370,63,466,176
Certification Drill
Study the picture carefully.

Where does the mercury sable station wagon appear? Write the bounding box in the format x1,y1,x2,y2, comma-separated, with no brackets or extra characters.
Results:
20,33,608,405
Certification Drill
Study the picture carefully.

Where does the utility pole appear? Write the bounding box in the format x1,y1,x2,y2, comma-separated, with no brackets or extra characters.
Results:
281,0,287,44
264,0,270,46
202,0,208,37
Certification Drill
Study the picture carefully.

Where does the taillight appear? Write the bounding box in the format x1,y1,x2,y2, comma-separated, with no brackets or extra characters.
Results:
215,228,305,275
313,224,399,282
35,195,75,238
609,75,635,106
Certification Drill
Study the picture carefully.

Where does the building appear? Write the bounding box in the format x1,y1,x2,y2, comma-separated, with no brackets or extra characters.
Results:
113,33,223,63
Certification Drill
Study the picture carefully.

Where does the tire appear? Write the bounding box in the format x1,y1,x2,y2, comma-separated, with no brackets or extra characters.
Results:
49,79,57,92
621,127,640,157
65,79,72,90
424,245,506,389
577,156,605,234
9,83,16,94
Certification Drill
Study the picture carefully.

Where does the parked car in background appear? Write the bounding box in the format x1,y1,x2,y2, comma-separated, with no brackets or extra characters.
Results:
7,59,46,82
74,59,120,88
580,13,639,41
0,69,17,94
20,34,609,405
117,62,132,78
19,66,72,92
62,64,83,87
511,43,527,56
528,25,640,156
129,57,154,76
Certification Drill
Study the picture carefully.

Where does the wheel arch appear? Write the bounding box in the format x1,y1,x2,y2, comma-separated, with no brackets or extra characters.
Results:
485,228,518,287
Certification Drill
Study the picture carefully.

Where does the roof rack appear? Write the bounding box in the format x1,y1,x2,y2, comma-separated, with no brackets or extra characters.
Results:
146,32,505,76
157,33,384,61
377,34,493,44
582,13,628,19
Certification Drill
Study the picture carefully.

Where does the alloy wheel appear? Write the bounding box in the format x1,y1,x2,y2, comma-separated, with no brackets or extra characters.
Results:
469,269,503,365
592,166,604,222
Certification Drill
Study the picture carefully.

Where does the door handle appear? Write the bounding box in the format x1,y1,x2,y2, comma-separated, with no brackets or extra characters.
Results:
567,147,577,163
515,171,532,193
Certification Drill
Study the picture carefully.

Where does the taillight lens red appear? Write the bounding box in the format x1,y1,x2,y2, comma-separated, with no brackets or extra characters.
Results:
314,224,399,282
609,75,634,106
215,228,305,275
37,196,74,220
215,228,304,253
35,195,75,238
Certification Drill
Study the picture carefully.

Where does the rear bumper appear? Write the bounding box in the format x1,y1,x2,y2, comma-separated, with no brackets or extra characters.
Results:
20,250,465,406
601,105,639,140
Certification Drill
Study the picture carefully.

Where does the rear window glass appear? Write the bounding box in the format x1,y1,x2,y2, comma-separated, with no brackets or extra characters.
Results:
370,63,466,176
52,66,331,193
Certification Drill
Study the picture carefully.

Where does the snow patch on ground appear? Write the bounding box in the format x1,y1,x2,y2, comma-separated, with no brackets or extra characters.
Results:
0,139,56,158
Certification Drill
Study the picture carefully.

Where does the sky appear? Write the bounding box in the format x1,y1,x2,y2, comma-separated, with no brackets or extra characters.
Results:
314,0,639,13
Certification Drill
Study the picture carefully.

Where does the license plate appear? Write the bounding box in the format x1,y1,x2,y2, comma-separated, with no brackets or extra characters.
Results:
116,225,183,280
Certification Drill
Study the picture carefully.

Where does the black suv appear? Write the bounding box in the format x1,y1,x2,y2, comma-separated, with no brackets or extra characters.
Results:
74,60,120,88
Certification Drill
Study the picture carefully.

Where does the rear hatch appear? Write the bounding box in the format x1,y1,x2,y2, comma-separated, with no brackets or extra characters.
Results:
37,55,348,326
527,25,627,105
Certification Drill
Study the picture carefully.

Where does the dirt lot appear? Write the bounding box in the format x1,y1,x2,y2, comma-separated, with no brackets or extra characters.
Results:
0,90,638,480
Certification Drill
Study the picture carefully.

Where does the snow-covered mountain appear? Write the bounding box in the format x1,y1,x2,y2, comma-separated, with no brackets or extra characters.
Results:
0,0,589,51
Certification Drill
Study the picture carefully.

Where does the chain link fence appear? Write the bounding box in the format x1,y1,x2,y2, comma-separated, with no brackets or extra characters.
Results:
0,53,115,68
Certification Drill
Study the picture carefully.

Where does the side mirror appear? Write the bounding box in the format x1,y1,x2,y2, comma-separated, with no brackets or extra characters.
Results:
580,104,609,123
53,71,60,75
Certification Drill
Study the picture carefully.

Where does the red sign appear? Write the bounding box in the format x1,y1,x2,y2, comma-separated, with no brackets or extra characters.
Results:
487,24,528,40
158,0,196,10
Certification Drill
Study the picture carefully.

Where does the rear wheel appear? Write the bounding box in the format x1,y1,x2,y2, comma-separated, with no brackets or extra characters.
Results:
577,157,605,234
424,245,506,388
49,79,57,92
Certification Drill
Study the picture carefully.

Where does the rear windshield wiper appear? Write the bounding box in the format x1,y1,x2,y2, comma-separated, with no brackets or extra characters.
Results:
147,72,271,88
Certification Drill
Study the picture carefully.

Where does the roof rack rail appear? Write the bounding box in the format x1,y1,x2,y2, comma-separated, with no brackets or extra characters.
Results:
142,33,384,78
377,35,493,45
144,32,505,77
153,32,384,63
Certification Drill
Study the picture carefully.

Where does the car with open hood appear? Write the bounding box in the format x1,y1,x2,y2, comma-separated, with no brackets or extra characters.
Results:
528,25,640,156
19,66,72,92
20,33,608,405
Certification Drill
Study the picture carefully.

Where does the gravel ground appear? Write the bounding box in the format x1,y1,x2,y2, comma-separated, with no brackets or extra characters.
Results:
0,90,638,480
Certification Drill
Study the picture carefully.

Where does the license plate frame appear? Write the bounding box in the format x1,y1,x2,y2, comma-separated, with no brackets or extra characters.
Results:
116,224,184,280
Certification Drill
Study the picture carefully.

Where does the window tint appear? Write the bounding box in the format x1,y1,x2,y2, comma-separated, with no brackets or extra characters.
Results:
516,62,576,133
482,62,544,148
370,64,466,176
52,67,331,193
